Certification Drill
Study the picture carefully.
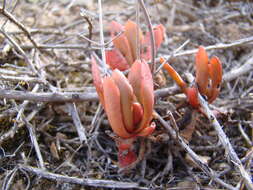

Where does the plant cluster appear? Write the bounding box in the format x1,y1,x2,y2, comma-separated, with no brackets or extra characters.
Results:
92,20,222,169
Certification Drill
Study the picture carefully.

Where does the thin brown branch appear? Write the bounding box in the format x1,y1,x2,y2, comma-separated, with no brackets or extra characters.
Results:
0,89,98,102
139,0,155,73
223,55,253,82
0,29,37,74
19,165,145,189
98,0,106,67
67,103,88,143
159,36,253,59
0,86,180,103
0,7,38,48
23,117,45,169
21,44,90,51
0,74,45,84
80,12,93,47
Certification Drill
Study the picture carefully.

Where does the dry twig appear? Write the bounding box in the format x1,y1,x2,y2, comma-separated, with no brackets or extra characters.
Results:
0,6,38,48
67,103,88,143
19,165,146,189
22,117,45,169
139,0,155,73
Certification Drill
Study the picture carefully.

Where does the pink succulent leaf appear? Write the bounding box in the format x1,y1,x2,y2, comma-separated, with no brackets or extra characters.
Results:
91,56,105,106
105,49,129,71
103,77,133,139
128,60,154,133
112,70,135,133
137,122,156,137
195,46,209,95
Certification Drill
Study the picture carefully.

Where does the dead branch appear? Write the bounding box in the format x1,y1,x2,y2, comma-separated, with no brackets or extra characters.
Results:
0,89,98,102
0,74,45,84
19,165,145,189
139,0,156,74
98,0,106,67
161,36,253,58
223,55,253,82
23,117,45,169
0,86,181,103
67,103,88,143
0,6,38,48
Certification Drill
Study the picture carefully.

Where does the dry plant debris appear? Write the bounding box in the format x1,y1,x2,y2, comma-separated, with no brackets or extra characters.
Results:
0,0,253,189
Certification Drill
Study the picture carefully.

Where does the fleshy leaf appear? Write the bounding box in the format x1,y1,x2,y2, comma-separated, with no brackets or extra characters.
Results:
209,56,222,88
91,56,104,106
110,21,134,66
186,87,199,108
128,60,154,133
163,61,187,93
208,56,222,102
105,49,129,71
137,122,156,137
207,88,219,104
112,70,135,133
195,46,209,95
125,20,143,61
132,102,143,126
141,24,165,61
103,77,132,139
128,60,142,101
109,21,124,35
153,24,165,49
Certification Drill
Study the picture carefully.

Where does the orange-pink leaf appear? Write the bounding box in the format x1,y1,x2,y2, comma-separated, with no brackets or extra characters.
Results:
103,77,132,139
153,24,165,49
163,61,187,93
132,102,143,126
137,122,156,137
125,20,143,61
128,60,142,100
208,56,222,102
195,46,209,95
141,24,165,61
143,24,165,50
105,49,129,71
112,70,135,133
128,60,154,132
110,21,134,66
91,56,104,106
186,87,199,108
109,21,124,36
209,56,222,90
